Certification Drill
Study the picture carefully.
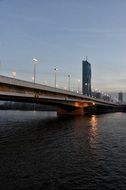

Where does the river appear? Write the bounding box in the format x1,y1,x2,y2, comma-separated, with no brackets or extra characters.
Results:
0,111,126,190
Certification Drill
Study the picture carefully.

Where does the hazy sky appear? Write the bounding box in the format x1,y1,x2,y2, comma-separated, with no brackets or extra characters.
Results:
0,0,126,93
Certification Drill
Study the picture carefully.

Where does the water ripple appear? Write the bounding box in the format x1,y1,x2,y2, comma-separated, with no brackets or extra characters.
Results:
0,111,126,189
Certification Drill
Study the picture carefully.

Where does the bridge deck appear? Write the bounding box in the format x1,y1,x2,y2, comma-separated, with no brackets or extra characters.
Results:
0,75,119,107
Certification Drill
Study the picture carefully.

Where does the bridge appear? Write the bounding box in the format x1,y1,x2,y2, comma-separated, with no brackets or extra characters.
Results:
0,75,120,115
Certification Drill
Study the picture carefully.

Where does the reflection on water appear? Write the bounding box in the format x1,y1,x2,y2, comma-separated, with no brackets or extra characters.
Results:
0,111,126,190
90,115,98,128
89,115,98,150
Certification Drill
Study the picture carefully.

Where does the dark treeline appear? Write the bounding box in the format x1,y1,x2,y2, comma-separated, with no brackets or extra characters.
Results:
0,101,56,111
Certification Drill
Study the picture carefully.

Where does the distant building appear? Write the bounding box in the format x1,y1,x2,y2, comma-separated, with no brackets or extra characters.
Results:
82,60,91,96
92,92,101,99
102,95,110,101
118,92,123,102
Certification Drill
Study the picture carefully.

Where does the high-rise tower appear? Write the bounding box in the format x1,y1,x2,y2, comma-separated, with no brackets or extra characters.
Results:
118,92,123,103
82,60,91,96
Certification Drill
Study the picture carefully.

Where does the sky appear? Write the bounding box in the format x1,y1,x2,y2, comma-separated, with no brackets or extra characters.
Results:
0,0,126,94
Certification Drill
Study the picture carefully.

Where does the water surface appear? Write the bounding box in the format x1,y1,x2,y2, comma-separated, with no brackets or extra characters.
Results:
0,111,126,190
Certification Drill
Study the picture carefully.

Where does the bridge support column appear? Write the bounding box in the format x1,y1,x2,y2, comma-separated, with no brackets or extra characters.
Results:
57,107,85,116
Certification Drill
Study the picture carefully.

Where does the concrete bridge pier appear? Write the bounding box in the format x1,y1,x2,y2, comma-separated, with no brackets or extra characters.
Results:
57,107,85,116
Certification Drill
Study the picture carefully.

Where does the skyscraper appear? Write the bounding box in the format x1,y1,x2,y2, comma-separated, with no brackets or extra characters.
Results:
82,60,91,96
118,92,123,103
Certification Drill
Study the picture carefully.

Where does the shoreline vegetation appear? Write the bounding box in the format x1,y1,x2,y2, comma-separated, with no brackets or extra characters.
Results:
0,102,56,111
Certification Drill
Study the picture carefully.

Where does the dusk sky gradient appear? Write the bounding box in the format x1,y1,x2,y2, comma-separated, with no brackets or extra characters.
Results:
0,0,126,93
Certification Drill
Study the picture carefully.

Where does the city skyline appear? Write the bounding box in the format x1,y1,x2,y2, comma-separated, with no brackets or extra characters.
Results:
0,0,126,93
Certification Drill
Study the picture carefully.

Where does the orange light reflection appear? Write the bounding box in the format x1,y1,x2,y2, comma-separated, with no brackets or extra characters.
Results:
89,115,98,150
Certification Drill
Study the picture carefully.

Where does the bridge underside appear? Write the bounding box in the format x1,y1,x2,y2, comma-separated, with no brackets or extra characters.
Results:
0,94,92,116
0,75,119,116
57,107,84,116
0,94,118,115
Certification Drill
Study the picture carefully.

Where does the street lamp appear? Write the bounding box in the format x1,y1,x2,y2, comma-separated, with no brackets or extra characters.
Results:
32,77,34,82
54,68,58,88
32,58,38,85
12,71,16,78
32,58,38,111
77,79,80,93
68,74,71,91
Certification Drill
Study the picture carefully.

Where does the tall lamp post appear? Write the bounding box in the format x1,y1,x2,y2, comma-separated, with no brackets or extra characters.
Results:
32,58,38,85
32,58,38,111
68,74,71,91
54,68,58,88
77,79,80,93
